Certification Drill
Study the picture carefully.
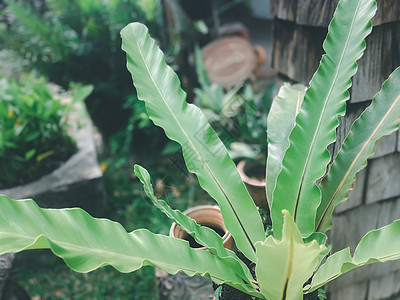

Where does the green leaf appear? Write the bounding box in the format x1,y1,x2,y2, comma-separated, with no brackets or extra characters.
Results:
194,44,210,88
134,164,256,287
255,210,325,300
271,0,377,239
0,195,260,296
266,83,306,207
36,150,54,162
308,219,400,292
71,84,94,105
24,149,36,160
121,23,265,262
316,67,400,233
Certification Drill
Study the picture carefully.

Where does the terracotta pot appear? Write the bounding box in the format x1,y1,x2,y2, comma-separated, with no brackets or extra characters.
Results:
237,160,268,212
169,205,233,250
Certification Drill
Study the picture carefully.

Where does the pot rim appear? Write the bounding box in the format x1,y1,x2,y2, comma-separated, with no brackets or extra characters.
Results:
237,160,266,187
169,205,232,250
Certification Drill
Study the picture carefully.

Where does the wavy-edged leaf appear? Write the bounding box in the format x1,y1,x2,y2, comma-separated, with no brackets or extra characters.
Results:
316,67,400,233
134,164,257,286
315,68,400,232
121,23,264,262
266,83,306,207
308,219,400,292
255,210,325,300
271,0,377,239
0,195,261,296
135,164,230,257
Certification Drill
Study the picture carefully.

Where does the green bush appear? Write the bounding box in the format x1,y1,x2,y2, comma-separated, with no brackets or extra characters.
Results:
1,0,161,136
0,71,93,188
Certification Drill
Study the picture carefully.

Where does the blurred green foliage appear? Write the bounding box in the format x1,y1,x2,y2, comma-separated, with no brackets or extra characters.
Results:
1,0,161,136
0,71,93,188
13,254,159,299
193,45,276,162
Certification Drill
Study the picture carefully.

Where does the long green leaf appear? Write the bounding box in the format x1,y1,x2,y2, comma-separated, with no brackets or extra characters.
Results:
266,83,306,207
255,211,325,300
134,164,233,257
0,195,260,296
271,0,377,238
121,23,265,262
308,219,400,292
316,67,400,233
134,164,257,287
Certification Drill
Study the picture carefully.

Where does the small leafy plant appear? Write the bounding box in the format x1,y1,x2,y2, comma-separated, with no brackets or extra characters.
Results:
1,0,161,135
193,44,275,162
1,0,400,299
0,71,93,188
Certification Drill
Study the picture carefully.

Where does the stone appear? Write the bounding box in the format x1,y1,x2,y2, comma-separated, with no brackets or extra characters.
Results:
156,269,214,300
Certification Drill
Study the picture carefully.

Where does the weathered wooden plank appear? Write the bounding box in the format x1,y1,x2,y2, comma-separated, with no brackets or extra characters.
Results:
295,0,338,27
351,25,384,104
373,0,400,27
366,153,400,204
328,281,368,300
372,131,398,159
272,20,400,104
334,168,366,214
271,19,325,84
332,197,400,252
270,0,297,22
352,22,400,103
330,269,400,300
270,0,400,26
329,198,400,291
331,202,380,253
368,270,400,300
398,130,400,152
334,102,370,157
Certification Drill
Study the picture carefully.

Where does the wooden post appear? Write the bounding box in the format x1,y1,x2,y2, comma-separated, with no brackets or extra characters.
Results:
271,1,400,298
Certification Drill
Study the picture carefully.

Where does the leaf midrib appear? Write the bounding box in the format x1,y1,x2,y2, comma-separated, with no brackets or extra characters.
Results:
131,28,256,252
0,230,232,282
282,228,295,299
294,1,362,221
316,94,400,231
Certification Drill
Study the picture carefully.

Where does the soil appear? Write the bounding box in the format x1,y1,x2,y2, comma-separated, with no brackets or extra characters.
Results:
220,283,260,299
244,162,265,182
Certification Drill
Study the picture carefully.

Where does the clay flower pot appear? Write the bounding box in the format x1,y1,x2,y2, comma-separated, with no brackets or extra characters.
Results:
237,160,268,212
169,205,233,250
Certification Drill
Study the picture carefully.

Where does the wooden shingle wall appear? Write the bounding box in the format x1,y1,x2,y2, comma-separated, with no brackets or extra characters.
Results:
271,0,400,298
